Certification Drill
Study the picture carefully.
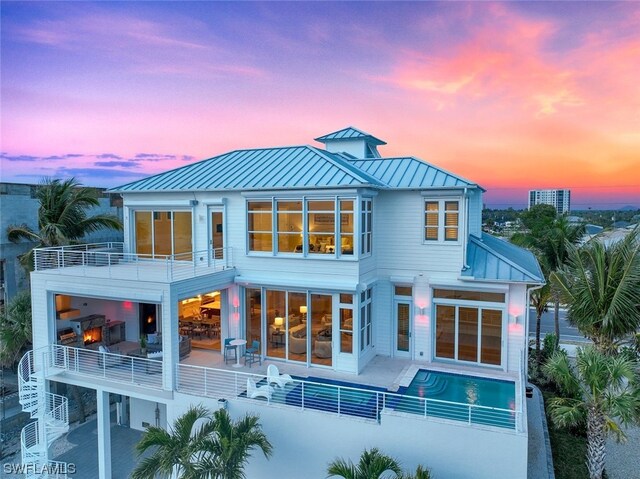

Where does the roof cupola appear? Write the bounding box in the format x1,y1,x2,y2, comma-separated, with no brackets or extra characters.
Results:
315,126,386,158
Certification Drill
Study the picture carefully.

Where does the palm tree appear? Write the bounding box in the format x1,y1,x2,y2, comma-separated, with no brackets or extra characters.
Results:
399,465,433,479
551,227,640,355
543,347,640,479
327,448,402,479
7,177,122,271
132,406,272,479
0,290,32,369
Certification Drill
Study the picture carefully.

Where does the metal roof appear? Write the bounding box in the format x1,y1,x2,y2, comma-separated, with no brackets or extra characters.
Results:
349,157,481,190
462,233,544,283
315,127,386,145
111,146,385,193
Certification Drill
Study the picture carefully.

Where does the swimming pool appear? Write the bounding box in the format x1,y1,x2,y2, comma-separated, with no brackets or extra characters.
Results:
391,369,516,428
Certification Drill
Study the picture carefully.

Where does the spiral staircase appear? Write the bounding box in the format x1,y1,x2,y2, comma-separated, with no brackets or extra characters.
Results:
18,350,70,478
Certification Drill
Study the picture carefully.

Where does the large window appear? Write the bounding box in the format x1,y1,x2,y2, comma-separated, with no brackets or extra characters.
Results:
339,294,353,354
424,199,460,242
248,201,272,252
433,289,504,366
247,197,358,257
134,210,192,258
360,199,372,255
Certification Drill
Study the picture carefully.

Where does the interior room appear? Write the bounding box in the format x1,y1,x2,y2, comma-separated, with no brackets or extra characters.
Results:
177,290,222,351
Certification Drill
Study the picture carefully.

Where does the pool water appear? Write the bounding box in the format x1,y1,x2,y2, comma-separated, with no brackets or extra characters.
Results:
392,370,516,428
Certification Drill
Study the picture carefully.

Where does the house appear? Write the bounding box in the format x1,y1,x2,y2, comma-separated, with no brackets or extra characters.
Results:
20,127,543,478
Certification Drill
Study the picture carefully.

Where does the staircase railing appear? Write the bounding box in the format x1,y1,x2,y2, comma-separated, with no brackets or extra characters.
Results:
18,350,70,478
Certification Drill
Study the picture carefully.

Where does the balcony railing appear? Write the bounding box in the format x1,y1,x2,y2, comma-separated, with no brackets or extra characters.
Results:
45,345,164,390
33,243,232,281
176,364,522,431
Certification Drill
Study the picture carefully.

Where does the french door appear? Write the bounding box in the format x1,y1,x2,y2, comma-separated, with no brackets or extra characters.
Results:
394,300,412,358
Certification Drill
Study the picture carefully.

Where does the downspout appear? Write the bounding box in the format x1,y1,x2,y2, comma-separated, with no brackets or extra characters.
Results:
462,187,470,270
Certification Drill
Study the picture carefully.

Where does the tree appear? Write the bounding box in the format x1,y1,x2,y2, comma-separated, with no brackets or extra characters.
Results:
531,283,553,371
327,448,402,479
7,177,122,272
543,347,640,479
399,465,433,479
513,208,584,346
0,290,32,369
132,406,272,479
551,227,640,355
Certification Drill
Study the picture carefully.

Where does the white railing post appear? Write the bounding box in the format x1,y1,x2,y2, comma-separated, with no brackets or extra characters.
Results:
424,398,428,417
301,382,305,411
468,406,472,425
337,387,341,416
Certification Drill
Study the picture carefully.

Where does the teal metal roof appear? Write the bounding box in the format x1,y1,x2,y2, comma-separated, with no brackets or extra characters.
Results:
462,233,544,283
111,146,384,193
315,127,386,145
349,157,481,190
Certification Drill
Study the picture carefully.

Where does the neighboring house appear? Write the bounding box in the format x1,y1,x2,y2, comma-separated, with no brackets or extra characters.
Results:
0,182,123,309
21,128,543,478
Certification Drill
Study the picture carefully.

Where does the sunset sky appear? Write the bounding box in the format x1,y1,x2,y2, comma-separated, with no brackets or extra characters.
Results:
2,1,639,209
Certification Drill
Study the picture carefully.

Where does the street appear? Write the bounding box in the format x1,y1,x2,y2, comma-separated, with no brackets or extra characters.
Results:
528,307,588,343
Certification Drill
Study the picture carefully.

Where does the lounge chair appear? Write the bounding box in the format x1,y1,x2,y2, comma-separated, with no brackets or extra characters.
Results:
266,364,293,389
247,378,273,400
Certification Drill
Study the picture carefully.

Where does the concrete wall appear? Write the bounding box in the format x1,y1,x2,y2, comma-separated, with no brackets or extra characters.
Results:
130,397,167,431
166,393,527,479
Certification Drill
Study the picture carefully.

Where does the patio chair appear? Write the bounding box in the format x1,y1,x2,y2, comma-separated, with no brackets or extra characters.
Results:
266,364,293,389
224,338,237,364
247,378,273,401
244,340,261,367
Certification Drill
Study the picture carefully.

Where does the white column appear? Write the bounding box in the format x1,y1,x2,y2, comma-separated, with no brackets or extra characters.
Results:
96,390,112,479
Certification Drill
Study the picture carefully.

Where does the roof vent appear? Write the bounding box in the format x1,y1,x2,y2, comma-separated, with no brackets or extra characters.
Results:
315,126,386,159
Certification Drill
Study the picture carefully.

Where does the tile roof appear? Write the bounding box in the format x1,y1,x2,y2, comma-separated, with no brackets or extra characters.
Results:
315,127,386,145
462,233,544,283
112,146,385,192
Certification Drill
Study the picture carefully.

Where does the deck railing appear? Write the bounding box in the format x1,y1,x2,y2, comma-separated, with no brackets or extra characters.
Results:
176,363,521,431
33,242,232,281
45,345,164,390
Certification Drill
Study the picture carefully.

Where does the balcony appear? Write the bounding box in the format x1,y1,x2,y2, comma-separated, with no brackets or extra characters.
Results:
33,243,233,282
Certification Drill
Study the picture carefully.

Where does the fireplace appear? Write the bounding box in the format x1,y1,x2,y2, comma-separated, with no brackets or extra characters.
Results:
83,327,103,346
70,314,106,348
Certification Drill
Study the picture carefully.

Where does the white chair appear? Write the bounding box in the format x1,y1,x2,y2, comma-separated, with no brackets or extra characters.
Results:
247,378,274,400
266,364,293,389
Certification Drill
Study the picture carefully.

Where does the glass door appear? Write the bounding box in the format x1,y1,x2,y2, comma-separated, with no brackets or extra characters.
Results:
394,300,412,357
210,209,224,260
310,293,333,367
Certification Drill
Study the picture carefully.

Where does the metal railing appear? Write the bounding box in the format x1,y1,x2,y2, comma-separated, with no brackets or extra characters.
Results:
47,345,164,390
176,364,520,431
33,242,233,281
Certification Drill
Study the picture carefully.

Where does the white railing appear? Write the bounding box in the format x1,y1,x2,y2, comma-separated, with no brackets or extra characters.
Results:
33,242,233,281
517,348,527,433
176,364,520,431
18,350,70,479
47,345,164,390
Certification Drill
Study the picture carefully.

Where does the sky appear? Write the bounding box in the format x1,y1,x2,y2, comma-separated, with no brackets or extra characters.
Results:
1,1,639,209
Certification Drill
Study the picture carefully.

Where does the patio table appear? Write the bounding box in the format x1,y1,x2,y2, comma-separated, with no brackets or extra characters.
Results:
229,339,247,368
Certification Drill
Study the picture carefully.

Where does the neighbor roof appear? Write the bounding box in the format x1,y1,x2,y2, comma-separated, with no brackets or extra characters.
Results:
462,233,544,283
315,127,386,145
349,157,481,190
111,146,385,193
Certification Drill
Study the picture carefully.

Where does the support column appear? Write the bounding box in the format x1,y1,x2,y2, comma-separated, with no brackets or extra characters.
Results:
96,390,112,479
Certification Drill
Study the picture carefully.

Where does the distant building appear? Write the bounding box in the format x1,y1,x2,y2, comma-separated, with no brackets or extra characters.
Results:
0,182,123,308
528,189,571,215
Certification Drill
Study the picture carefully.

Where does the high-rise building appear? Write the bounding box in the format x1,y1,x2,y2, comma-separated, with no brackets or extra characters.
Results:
528,189,571,214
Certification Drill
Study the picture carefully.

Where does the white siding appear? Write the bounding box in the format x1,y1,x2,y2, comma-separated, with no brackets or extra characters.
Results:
507,283,528,373
467,188,483,237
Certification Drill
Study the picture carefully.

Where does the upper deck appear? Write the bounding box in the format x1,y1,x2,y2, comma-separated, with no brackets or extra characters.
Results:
33,242,233,283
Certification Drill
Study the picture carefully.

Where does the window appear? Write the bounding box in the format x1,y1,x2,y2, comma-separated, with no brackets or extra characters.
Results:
307,200,334,254
394,285,412,297
248,201,273,252
360,199,372,255
134,210,192,258
433,289,504,366
340,200,354,255
339,294,354,354
360,288,372,352
277,200,302,253
424,199,460,242
246,197,361,257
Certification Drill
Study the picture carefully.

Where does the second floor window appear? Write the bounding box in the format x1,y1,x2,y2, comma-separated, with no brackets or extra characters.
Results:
424,199,460,242
248,201,273,252
134,210,192,258
360,199,372,256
